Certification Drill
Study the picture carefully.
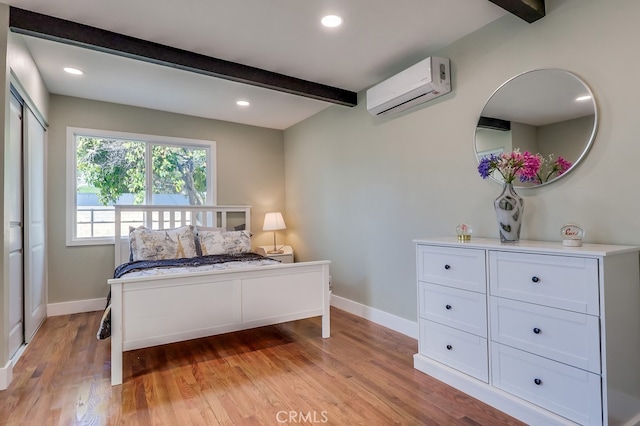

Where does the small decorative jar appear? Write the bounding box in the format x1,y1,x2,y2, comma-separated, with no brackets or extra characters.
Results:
456,223,473,242
561,223,585,247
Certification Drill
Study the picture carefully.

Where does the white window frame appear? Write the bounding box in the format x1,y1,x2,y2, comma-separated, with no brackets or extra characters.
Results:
66,127,217,246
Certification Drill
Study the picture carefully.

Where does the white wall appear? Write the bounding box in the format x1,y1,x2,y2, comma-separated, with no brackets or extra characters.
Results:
283,0,640,321
475,127,511,155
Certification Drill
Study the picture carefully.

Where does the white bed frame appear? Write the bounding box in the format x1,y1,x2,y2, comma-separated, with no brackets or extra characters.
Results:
107,205,330,386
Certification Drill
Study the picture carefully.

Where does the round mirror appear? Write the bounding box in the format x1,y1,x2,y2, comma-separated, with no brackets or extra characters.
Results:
474,69,598,188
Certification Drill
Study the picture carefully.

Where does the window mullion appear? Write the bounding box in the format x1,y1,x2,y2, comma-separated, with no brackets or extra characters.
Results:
146,143,153,204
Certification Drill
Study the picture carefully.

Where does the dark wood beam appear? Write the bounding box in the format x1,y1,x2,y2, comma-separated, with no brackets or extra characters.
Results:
9,6,357,107
478,116,511,131
489,0,545,23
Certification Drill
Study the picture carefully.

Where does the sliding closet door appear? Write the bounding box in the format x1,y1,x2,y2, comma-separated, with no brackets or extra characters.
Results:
7,94,24,357
23,104,47,341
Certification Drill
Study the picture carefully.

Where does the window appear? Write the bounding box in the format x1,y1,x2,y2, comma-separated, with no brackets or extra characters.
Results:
67,128,216,245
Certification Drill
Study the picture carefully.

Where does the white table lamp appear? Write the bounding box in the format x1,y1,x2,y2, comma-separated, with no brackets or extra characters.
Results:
263,212,286,254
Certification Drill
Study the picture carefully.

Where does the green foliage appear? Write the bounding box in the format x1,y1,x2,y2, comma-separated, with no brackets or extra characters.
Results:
76,137,207,206
152,146,207,205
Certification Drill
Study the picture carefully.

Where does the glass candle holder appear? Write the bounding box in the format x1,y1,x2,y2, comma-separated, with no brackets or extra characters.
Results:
456,223,473,242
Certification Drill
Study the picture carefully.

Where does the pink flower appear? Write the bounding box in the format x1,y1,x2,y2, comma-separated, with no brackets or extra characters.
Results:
555,156,572,176
536,154,573,183
519,151,542,182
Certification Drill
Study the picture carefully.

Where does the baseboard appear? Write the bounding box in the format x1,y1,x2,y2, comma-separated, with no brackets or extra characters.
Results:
330,294,418,339
47,297,107,317
623,413,640,426
0,359,12,391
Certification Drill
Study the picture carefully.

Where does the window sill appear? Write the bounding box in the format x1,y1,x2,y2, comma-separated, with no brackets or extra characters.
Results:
66,237,116,247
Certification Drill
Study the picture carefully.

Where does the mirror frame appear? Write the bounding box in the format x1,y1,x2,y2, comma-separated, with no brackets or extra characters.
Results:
475,69,598,188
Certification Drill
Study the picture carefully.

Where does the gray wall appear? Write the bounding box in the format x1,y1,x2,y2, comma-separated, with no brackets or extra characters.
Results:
47,95,285,303
7,31,49,122
539,115,594,163
283,0,640,321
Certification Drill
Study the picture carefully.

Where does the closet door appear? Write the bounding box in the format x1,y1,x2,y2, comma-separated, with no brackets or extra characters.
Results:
8,94,24,357
23,105,46,341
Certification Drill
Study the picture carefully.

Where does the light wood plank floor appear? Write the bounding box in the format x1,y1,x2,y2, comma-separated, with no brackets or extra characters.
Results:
0,307,523,425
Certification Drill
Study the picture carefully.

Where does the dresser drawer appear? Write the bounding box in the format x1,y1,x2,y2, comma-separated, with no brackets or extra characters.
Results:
417,245,486,293
490,297,601,373
420,320,488,382
419,282,487,337
491,343,602,425
489,251,599,315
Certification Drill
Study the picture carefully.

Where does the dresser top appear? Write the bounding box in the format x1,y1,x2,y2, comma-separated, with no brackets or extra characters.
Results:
413,237,640,257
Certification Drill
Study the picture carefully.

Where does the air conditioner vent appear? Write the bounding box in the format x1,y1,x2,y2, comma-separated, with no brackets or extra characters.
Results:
366,57,451,116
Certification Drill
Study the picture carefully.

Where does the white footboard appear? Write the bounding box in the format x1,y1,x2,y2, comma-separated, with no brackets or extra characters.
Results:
107,261,330,386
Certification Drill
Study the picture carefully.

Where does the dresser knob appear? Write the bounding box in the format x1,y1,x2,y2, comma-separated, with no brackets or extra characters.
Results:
531,276,540,283
444,264,451,270
533,327,541,334
534,378,542,385
446,344,453,350
445,304,452,310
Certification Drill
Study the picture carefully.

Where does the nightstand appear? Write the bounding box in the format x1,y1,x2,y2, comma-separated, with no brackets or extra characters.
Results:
256,245,294,263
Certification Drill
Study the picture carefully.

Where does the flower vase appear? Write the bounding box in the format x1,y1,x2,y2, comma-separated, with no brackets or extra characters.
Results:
493,182,523,243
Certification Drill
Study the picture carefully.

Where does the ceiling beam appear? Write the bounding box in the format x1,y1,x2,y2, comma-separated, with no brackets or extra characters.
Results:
488,0,545,23
9,6,357,107
478,116,511,131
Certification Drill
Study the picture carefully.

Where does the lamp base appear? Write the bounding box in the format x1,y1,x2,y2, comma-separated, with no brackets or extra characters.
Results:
267,249,284,254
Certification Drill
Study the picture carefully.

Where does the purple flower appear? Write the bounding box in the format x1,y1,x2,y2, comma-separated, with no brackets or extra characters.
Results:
478,155,498,179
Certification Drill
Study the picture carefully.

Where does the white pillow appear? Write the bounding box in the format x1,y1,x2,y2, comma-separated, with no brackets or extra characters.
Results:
193,226,225,257
129,225,198,261
198,230,251,255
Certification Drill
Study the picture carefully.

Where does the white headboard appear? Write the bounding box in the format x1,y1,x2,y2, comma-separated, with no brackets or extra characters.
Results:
114,205,251,267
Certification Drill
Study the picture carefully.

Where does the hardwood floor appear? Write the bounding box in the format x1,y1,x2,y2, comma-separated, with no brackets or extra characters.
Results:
0,307,523,425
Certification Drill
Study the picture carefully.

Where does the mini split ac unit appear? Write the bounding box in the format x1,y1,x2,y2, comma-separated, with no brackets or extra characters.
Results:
366,57,451,116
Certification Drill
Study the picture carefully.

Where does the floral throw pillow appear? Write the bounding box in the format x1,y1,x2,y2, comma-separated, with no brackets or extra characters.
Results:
129,225,198,261
198,230,251,256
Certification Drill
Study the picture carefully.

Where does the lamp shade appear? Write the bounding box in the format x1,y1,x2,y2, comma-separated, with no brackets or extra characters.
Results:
262,212,286,231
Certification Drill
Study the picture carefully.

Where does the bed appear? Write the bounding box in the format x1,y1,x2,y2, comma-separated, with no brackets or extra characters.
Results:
104,205,331,386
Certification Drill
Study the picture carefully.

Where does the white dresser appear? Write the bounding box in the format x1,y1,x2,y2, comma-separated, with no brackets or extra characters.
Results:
414,238,640,426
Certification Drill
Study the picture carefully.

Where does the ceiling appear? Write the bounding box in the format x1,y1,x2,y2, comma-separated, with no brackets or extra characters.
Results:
5,0,509,129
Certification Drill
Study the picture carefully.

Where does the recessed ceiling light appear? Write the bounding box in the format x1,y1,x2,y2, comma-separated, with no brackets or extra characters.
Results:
321,15,343,28
64,67,84,75
236,100,250,107
575,95,592,101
